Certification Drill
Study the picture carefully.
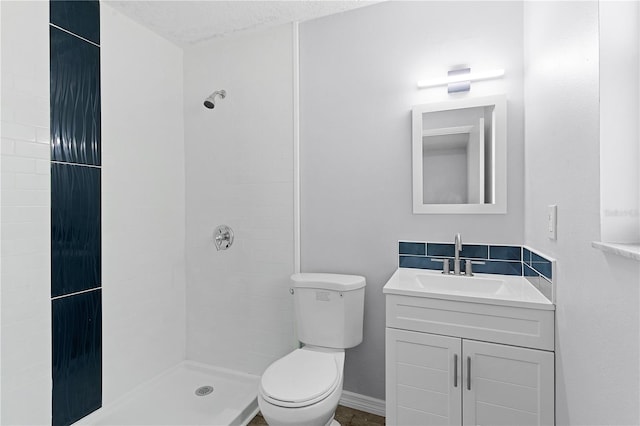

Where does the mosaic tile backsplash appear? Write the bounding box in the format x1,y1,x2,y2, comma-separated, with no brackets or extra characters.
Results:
399,241,555,302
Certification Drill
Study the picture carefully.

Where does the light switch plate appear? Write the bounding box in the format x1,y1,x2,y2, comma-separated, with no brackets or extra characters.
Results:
548,205,557,240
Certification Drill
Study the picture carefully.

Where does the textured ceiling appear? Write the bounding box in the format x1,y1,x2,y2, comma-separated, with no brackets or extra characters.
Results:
105,1,378,46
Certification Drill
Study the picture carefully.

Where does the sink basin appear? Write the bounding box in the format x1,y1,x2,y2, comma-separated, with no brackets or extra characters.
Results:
415,273,507,296
383,267,554,310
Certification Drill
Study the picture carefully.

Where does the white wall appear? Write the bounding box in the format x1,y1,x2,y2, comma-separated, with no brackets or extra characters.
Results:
299,1,524,400
100,4,186,405
524,2,640,424
600,1,640,243
184,25,296,375
0,1,52,424
0,3,187,421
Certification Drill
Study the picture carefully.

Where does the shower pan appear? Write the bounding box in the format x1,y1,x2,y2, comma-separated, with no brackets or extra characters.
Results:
78,362,259,425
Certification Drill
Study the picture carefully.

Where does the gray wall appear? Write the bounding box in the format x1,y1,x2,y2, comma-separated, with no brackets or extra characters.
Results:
299,1,524,400
524,3,640,424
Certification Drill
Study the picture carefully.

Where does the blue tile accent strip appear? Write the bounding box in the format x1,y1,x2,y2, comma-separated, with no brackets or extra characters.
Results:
531,252,553,280
489,245,522,261
460,244,488,259
50,26,101,166
51,163,101,297
50,0,100,45
427,243,488,259
523,248,553,281
470,260,522,276
52,289,102,426
50,3,101,423
399,255,447,271
426,242,454,257
399,242,426,256
399,241,553,283
524,264,538,277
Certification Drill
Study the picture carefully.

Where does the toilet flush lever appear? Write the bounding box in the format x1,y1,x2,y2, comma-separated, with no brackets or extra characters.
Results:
213,225,234,251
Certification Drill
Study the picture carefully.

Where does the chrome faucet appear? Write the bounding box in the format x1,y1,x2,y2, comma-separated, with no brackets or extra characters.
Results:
453,233,463,275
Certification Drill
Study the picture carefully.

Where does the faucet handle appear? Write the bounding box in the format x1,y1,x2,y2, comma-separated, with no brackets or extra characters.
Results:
433,258,451,274
464,259,486,276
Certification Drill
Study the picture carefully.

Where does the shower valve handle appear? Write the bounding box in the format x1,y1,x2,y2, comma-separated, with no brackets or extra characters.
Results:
213,225,234,251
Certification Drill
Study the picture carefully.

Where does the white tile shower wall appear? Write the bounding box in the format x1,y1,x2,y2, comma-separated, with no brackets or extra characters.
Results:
184,24,296,375
0,1,52,424
299,1,524,400
100,4,186,406
524,2,640,424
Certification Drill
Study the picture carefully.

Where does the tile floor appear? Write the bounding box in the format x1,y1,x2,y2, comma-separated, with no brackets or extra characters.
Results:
248,405,385,425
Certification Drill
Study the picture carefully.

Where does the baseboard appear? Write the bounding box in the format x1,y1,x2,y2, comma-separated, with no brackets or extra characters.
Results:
339,390,386,417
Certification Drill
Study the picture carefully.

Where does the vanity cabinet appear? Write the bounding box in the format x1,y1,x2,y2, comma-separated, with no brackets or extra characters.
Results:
385,294,555,426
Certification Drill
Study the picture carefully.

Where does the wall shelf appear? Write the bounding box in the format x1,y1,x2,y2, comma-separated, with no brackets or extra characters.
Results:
592,241,640,261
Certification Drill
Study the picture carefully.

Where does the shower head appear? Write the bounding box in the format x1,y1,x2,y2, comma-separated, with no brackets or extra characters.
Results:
204,90,226,109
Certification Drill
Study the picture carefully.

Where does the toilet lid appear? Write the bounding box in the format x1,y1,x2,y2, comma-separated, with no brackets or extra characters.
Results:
260,349,340,408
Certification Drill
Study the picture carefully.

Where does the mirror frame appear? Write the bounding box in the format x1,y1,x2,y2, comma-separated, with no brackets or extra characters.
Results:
412,94,507,214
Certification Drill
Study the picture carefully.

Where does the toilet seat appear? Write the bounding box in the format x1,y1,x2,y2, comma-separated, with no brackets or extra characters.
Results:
259,349,341,409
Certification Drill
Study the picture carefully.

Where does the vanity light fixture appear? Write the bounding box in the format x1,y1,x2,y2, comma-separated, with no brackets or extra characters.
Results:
417,68,505,90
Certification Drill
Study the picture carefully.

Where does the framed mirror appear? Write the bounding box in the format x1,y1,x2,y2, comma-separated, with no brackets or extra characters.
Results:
412,94,507,214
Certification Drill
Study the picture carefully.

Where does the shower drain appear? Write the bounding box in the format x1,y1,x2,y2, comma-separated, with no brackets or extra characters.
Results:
195,385,214,396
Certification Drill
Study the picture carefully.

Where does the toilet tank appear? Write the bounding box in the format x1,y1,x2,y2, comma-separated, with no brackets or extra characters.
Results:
291,273,366,349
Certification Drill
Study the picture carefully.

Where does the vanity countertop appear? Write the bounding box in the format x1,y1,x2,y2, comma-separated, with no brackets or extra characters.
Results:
383,267,554,311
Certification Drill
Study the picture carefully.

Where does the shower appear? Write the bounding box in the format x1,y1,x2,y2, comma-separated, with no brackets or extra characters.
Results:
204,90,226,109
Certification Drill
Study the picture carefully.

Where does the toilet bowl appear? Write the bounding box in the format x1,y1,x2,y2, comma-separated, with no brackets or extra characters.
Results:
258,273,365,426
258,348,345,426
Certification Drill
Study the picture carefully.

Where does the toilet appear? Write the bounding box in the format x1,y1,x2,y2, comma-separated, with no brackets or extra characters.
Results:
257,273,366,426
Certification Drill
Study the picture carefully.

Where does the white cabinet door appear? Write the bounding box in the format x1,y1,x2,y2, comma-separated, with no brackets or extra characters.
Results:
386,328,462,426
462,340,554,426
